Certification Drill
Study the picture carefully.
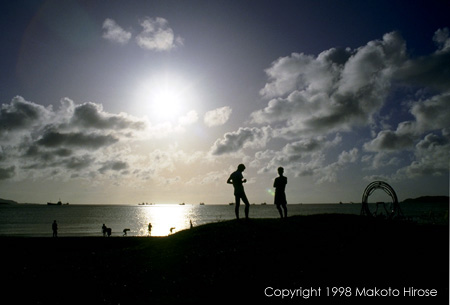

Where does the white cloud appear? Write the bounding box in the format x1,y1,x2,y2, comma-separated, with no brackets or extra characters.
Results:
135,17,183,51
252,31,407,138
102,18,132,45
204,106,232,127
247,29,450,184
433,27,450,53
178,110,198,126
210,126,272,156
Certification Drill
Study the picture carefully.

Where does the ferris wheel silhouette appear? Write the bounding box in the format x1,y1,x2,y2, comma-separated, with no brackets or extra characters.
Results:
361,181,403,219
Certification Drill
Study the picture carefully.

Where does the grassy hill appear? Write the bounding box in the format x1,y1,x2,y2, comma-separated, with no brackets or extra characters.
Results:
1,214,448,304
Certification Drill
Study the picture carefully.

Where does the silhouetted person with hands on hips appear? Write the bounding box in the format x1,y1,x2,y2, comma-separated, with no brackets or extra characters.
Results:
227,164,250,220
273,167,288,218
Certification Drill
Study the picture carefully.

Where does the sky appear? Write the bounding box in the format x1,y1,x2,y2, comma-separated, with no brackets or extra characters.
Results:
0,0,449,205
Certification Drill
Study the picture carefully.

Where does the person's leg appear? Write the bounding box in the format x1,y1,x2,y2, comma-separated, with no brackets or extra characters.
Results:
235,195,241,219
241,193,250,219
282,204,287,218
276,204,283,218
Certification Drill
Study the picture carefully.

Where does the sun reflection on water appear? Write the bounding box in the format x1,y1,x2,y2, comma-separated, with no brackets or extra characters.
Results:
137,205,192,236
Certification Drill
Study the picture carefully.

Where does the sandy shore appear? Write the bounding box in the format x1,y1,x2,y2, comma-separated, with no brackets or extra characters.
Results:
1,214,448,304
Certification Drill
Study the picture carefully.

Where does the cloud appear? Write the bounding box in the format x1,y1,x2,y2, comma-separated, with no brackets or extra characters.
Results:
365,132,450,182
0,96,52,137
210,126,272,156
178,110,198,126
245,28,450,184
395,28,450,91
255,135,342,178
71,101,147,130
363,127,415,152
411,92,450,133
0,97,151,181
36,130,118,150
187,170,229,186
99,160,129,174
136,17,183,51
363,91,450,152
399,133,449,178
0,166,15,180
102,18,132,45
204,106,232,127
316,148,359,184
433,27,450,53
252,32,407,138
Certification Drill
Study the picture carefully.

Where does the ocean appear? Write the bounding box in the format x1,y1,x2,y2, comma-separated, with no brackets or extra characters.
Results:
0,202,448,237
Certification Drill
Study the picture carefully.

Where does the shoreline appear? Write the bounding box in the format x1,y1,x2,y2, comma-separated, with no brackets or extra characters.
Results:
2,214,448,304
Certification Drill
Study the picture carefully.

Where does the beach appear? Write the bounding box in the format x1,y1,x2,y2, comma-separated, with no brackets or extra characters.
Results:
2,214,448,304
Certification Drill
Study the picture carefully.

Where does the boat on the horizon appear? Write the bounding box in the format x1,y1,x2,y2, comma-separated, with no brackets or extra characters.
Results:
47,199,69,206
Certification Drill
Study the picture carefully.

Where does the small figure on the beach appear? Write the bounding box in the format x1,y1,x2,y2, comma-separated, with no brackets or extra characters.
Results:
190,219,193,229
102,224,107,237
123,228,130,236
106,227,112,237
227,163,250,220
148,223,152,236
273,167,288,218
170,227,176,234
52,220,58,238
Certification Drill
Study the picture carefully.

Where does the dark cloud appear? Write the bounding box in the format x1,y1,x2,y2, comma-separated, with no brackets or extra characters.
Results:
0,166,15,180
363,91,450,152
363,129,415,151
411,92,450,133
396,28,450,91
99,160,129,173
0,96,50,136
71,102,146,130
37,131,118,150
64,155,94,170
0,97,149,181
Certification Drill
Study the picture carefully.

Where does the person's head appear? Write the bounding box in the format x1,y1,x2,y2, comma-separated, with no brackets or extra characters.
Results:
278,167,284,175
237,164,246,172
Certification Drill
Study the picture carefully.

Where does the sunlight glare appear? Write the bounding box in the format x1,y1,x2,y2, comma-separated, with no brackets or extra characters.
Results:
135,74,195,122
139,205,191,236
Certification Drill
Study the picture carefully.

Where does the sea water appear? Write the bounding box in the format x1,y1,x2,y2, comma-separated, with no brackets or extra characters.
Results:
0,202,447,237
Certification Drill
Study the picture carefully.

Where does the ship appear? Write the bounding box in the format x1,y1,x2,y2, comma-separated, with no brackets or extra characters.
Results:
47,199,69,205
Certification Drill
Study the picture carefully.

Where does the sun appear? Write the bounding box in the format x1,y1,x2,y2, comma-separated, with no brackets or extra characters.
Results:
151,87,182,119
135,74,193,122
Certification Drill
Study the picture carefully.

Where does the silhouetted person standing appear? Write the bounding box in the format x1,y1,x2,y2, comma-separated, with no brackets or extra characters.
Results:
273,167,287,218
102,224,107,237
52,220,58,238
227,164,250,220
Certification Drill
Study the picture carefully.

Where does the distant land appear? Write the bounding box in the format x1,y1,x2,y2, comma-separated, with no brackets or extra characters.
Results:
0,198,40,205
401,196,449,204
0,198,18,205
